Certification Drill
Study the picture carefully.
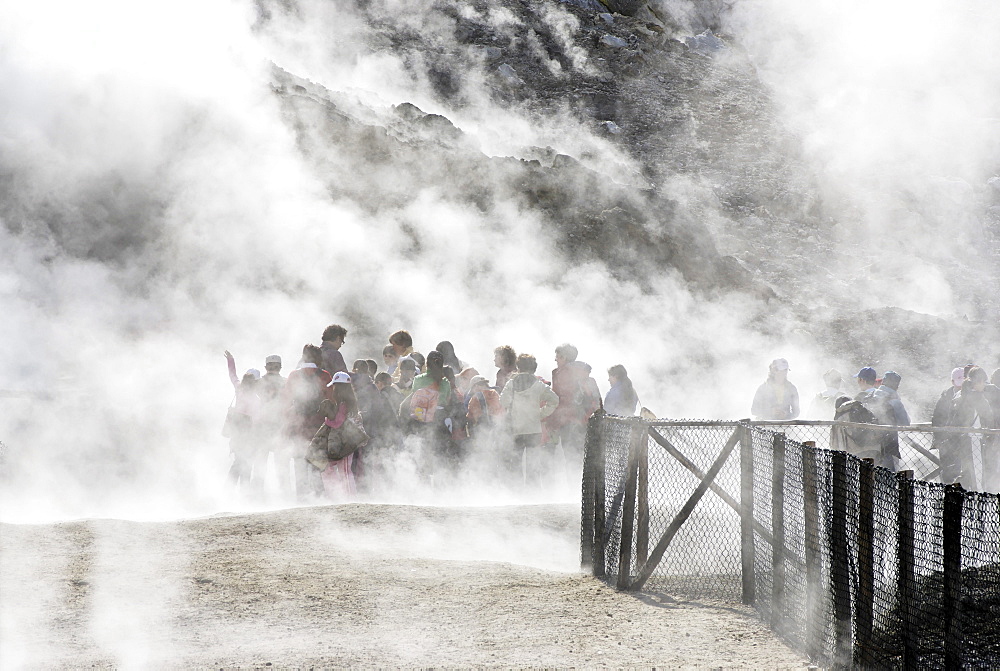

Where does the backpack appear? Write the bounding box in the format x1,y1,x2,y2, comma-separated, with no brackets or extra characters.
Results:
834,396,879,447
292,371,326,416
473,391,494,428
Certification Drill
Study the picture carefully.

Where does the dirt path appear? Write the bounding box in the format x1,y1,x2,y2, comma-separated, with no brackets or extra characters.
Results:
1,503,806,668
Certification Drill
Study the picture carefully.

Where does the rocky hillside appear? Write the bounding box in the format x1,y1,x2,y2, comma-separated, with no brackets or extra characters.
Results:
254,0,998,413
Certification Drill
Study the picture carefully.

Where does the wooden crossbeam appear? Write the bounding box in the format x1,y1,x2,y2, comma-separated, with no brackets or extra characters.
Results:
627,427,742,592
645,426,805,572
902,434,940,466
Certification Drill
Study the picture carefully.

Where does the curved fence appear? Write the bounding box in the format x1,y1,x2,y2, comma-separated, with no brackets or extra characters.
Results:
580,414,1000,669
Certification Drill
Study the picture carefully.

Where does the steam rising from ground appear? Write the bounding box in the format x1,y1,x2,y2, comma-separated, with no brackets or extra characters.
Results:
1,0,998,523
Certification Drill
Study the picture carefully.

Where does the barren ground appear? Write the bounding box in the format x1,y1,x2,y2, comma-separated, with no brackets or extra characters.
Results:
1,503,807,668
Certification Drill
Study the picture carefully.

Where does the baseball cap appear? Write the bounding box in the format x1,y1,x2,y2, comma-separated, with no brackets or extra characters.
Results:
854,367,877,383
469,375,489,388
244,368,261,380
265,355,281,365
330,371,352,385
770,358,790,371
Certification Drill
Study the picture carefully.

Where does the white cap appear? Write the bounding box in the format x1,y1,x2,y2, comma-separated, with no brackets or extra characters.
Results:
329,371,352,385
244,368,261,380
770,358,790,371
265,355,281,365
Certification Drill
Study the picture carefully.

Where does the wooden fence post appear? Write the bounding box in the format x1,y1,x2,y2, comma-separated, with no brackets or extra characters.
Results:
897,470,916,670
771,433,786,632
616,429,641,590
830,450,852,667
592,417,608,579
943,483,964,669
802,442,821,663
854,458,875,666
635,423,650,569
581,412,601,572
740,422,756,606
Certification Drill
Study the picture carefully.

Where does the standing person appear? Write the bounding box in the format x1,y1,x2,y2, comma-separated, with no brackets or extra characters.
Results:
604,364,639,417
436,341,463,373
394,358,418,394
941,366,997,489
873,370,909,471
307,373,359,501
500,355,560,487
932,367,967,458
320,324,349,375
852,367,898,469
751,358,800,421
383,345,400,376
407,350,460,481
808,369,849,420
493,345,517,392
389,330,414,383
256,354,288,493
542,343,600,475
281,344,333,501
223,351,262,492
465,375,506,478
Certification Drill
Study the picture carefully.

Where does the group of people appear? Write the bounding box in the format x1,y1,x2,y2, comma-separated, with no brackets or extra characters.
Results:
751,358,1000,490
223,325,641,501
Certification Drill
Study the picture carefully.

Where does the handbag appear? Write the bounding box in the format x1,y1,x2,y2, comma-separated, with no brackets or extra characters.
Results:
327,417,369,461
306,423,333,470
221,395,252,438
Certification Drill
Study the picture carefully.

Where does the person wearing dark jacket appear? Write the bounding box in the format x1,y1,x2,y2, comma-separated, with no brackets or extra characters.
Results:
282,344,334,500
320,324,349,375
604,364,639,417
940,366,997,489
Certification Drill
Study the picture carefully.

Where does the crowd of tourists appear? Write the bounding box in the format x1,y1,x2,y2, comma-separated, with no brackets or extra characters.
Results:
751,358,1000,491
222,325,640,501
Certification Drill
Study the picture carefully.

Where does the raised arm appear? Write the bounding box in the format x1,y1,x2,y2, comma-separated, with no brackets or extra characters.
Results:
224,350,239,388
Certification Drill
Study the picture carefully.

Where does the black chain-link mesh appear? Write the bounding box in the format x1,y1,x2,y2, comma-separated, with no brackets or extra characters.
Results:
581,416,1000,668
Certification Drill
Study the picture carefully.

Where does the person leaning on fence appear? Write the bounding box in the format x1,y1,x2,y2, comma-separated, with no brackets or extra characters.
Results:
853,366,900,469
933,367,969,474
751,358,800,420
940,366,999,490
501,354,560,487
604,364,639,417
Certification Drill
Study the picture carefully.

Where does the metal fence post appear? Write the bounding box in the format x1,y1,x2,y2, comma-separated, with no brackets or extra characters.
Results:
943,483,964,669
855,458,875,667
802,442,821,663
740,421,756,606
830,450,852,668
771,433,786,632
897,470,916,670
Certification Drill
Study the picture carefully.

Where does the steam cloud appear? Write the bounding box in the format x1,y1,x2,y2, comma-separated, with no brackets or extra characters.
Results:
0,0,997,525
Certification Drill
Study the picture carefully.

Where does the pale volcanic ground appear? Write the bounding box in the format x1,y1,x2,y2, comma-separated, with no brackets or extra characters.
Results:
1,502,807,668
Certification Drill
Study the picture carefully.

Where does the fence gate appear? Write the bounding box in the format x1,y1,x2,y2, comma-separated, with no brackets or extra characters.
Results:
581,413,1000,669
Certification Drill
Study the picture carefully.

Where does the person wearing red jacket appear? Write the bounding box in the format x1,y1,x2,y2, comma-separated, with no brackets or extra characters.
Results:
282,343,334,501
543,343,601,475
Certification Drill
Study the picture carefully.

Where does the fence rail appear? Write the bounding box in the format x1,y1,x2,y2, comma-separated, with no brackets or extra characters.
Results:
581,414,1000,669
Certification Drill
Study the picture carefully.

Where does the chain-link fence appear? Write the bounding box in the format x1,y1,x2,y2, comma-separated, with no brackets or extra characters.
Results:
581,414,1000,668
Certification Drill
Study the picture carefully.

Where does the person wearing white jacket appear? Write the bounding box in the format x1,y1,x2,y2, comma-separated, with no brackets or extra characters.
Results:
500,353,560,487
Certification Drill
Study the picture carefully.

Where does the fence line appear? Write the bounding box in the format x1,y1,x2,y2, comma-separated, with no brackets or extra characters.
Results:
581,413,1000,668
